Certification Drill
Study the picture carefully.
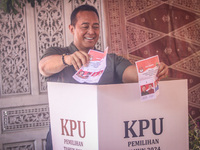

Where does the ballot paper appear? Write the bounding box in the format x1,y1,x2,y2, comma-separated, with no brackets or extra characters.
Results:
135,55,160,101
73,47,108,83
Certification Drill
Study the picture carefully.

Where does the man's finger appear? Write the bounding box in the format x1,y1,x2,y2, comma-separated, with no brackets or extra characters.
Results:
71,57,79,71
73,53,84,69
78,51,90,66
157,63,168,80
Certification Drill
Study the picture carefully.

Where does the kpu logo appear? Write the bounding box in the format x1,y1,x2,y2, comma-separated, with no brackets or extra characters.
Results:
60,119,86,138
124,118,164,138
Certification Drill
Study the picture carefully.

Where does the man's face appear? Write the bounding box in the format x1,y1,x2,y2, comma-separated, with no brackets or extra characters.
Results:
69,11,100,52
142,86,146,92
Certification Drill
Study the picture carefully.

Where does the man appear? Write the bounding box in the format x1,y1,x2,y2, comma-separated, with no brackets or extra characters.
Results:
147,84,154,94
141,85,149,96
39,4,168,150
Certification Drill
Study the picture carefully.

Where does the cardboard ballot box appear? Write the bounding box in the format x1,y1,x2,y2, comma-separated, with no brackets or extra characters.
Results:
47,80,188,150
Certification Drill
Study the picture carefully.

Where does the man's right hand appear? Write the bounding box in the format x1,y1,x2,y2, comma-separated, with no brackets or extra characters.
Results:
65,51,90,71
39,51,90,77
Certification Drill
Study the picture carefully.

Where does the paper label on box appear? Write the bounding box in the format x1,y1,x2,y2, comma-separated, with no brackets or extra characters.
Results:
135,55,160,101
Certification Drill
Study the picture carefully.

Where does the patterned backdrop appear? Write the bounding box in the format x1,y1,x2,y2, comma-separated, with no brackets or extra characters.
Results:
0,0,199,148
105,0,200,125
0,4,31,96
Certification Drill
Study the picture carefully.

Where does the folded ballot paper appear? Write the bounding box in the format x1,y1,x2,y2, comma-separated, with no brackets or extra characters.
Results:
73,47,108,83
135,55,160,101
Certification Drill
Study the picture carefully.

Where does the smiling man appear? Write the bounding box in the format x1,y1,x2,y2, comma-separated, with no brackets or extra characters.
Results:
70,10,100,52
39,4,168,150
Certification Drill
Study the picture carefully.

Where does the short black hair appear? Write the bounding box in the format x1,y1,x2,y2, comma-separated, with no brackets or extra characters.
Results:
70,4,99,26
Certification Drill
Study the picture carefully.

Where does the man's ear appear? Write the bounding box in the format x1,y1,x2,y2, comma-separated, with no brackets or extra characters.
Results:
69,24,75,35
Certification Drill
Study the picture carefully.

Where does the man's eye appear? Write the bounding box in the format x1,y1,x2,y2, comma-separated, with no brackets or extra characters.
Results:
93,26,99,29
82,26,89,29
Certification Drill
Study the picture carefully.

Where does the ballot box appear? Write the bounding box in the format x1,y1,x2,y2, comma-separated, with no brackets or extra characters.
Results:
47,80,188,150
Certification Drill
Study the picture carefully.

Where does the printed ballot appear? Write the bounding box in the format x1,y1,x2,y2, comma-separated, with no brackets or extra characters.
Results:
135,55,160,101
73,47,108,83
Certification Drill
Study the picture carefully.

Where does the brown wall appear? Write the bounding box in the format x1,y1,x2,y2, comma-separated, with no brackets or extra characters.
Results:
104,0,200,123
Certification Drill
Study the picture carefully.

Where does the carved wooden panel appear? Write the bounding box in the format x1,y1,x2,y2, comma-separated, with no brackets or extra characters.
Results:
0,7,31,96
35,0,65,93
42,139,46,150
3,141,35,150
2,105,49,132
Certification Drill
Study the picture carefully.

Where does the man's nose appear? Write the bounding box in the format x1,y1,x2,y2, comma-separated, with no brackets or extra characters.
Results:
87,26,95,34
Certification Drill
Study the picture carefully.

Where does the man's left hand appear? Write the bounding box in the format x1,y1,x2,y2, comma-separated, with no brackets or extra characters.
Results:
157,62,169,81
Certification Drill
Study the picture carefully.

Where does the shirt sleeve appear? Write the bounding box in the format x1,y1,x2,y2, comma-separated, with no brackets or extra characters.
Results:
114,54,132,81
107,53,132,82
41,47,66,60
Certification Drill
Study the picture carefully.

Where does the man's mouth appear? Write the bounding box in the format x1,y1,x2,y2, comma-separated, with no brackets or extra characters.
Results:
85,37,95,40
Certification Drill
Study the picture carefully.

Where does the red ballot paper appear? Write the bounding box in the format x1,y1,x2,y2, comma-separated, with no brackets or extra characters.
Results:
135,55,160,101
73,47,108,83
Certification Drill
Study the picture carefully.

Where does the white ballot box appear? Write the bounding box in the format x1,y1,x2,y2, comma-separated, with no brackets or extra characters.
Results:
47,80,188,150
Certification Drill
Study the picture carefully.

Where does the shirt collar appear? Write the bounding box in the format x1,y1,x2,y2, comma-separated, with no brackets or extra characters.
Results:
68,42,79,54
68,42,97,54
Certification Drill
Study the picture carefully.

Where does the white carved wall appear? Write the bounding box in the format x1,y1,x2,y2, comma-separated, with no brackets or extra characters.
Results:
0,0,104,149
